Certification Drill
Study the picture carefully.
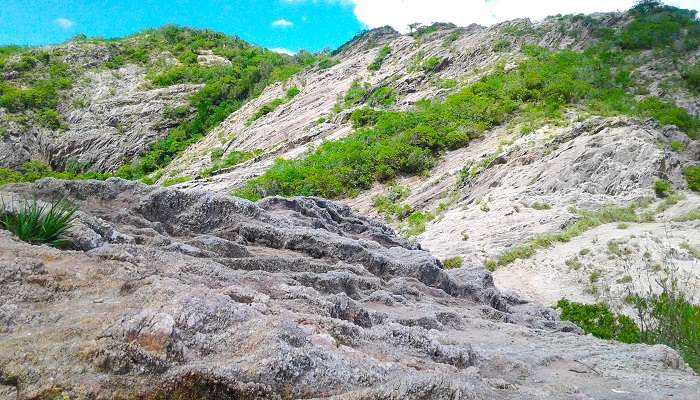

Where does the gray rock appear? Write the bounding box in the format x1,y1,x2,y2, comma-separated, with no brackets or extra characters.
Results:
0,179,697,399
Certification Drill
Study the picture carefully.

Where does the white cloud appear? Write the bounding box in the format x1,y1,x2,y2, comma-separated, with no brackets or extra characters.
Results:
345,0,700,33
270,47,297,55
272,18,294,28
54,17,74,30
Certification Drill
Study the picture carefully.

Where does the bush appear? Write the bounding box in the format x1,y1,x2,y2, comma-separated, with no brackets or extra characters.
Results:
654,179,672,197
343,81,370,107
201,150,257,177
0,198,77,248
421,57,442,72
37,109,63,130
442,256,464,269
286,86,300,98
367,86,396,108
556,299,641,343
162,176,192,187
670,141,685,152
247,98,286,125
368,45,391,72
685,166,700,192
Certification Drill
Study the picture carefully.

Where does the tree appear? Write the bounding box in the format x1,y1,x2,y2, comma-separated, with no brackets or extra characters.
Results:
408,23,423,34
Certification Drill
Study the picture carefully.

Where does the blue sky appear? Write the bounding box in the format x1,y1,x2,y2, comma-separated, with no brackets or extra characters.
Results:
0,0,364,53
2,1,699,53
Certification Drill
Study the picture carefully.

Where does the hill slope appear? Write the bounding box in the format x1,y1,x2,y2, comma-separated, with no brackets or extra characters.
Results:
0,1,699,398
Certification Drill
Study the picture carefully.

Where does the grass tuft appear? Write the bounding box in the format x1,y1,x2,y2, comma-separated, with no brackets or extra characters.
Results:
0,197,77,248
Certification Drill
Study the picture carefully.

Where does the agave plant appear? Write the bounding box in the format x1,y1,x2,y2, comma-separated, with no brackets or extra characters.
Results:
0,197,77,248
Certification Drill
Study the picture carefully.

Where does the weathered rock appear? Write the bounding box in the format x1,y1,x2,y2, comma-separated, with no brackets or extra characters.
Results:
0,178,698,399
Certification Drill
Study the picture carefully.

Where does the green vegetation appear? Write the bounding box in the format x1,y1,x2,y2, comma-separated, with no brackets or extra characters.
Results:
559,286,700,374
403,211,434,237
442,31,461,48
201,149,260,177
0,50,73,129
367,86,397,108
670,141,685,152
286,86,301,98
654,179,672,197
556,299,640,343
0,160,110,187
247,98,286,125
685,166,700,192
437,79,458,89
372,185,412,221
681,241,700,259
565,257,582,270
368,45,391,72
672,209,700,222
342,80,370,108
88,27,323,181
656,192,684,213
442,256,464,269
234,3,700,203
421,56,442,72
486,203,654,268
247,86,302,126
493,39,511,52
618,1,700,51
529,201,552,210
162,176,192,187
0,197,77,248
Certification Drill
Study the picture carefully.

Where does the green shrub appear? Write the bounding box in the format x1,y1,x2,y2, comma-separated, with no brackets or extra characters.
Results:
201,150,257,177
634,291,700,373
343,81,370,107
619,1,700,50
670,141,685,152
210,148,224,161
556,299,641,343
162,176,192,187
37,109,63,130
421,57,442,72
247,98,286,125
368,45,391,72
442,256,464,269
654,179,672,197
367,87,397,108
403,211,434,237
530,201,552,210
493,39,510,52
0,198,77,248
683,62,700,90
286,86,300,98
685,166,700,192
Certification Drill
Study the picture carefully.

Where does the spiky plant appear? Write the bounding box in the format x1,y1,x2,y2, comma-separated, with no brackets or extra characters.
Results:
0,197,77,248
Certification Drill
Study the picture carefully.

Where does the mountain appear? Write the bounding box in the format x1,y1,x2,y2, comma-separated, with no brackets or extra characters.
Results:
1,1,699,398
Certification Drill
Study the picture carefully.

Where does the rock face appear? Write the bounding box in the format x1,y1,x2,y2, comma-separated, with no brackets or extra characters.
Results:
1,178,699,399
0,41,200,172
161,15,624,188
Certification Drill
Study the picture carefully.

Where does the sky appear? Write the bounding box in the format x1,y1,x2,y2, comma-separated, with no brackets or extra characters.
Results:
1,0,700,53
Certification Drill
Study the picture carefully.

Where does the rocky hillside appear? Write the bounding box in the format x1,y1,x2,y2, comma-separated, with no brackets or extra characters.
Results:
1,1,700,398
156,4,700,316
0,178,698,399
0,27,317,175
